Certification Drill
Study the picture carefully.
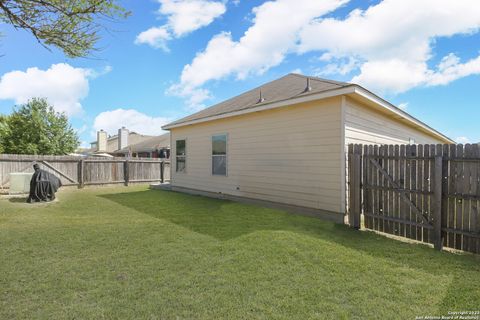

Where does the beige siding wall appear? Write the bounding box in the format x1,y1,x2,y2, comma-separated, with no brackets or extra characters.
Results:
170,97,344,214
105,133,153,152
342,97,445,215
344,97,444,145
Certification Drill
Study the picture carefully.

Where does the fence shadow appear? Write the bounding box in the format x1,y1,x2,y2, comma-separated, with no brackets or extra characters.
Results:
100,188,479,312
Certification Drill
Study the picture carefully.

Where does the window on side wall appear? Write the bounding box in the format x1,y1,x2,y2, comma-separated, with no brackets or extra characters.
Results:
212,134,227,176
176,139,186,172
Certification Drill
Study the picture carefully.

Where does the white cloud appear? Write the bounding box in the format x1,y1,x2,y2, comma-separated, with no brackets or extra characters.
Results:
161,0,226,36
427,53,480,86
314,57,358,76
299,0,480,93
455,136,471,144
135,26,171,51
93,109,171,136
166,84,211,111
171,0,347,107
0,63,107,116
168,0,480,109
351,59,428,93
87,65,113,79
398,102,408,110
135,0,226,50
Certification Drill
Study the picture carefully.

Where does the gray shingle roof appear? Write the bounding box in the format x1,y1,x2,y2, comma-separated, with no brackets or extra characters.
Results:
115,133,170,154
164,73,352,128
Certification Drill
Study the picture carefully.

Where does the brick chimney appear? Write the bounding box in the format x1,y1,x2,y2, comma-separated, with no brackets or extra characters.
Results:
97,130,107,152
118,127,129,150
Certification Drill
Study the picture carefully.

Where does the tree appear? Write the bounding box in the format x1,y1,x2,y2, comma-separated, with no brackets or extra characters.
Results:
2,98,79,155
0,0,129,58
0,114,9,153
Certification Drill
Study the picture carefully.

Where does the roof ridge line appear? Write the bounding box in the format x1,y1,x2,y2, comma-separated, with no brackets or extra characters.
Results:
289,72,351,87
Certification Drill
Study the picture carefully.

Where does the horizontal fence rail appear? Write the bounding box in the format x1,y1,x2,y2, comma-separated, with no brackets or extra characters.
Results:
0,154,170,190
348,143,480,255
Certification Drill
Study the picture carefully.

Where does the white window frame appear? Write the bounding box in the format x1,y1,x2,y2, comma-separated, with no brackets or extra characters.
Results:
175,138,187,173
211,133,228,176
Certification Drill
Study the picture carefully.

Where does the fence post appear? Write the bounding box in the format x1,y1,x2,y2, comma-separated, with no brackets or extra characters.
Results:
433,154,443,251
348,144,362,229
78,159,85,188
160,161,165,183
124,160,130,186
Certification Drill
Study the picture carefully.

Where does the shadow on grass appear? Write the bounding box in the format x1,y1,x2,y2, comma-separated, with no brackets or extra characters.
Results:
99,189,479,255
8,197,28,203
99,189,480,312
100,189,323,241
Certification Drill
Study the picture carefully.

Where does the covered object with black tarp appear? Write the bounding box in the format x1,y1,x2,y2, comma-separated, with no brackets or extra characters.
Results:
27,164,62,203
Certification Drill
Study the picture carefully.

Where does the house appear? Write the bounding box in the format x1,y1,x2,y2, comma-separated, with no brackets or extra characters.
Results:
162,73,453,221
90,127,170,158
90,128,154,154
114,133,170,158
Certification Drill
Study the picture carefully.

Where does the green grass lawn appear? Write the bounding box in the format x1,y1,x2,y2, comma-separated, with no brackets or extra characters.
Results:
1,186,479,319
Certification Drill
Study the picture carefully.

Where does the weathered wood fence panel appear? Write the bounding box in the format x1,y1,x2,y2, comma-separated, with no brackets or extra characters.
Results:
0,154,170,190
347,144,480,255
83,160,126,185
0,154,80,188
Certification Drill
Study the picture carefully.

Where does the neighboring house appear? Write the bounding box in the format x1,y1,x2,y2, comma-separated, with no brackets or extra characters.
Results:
90,128,154,154
71,148,94,156
162,73,453,221
114,133,170,158
89,127,170,158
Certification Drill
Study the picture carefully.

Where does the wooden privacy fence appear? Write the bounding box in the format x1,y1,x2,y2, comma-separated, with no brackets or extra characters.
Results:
348,143,480,255
0,154,170,190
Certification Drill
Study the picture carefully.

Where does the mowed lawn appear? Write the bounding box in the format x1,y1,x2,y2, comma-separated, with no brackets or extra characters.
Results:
1,186,479,319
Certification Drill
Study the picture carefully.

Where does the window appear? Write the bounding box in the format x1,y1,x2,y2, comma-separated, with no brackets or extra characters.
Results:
212,134,227,175
176,139,186,172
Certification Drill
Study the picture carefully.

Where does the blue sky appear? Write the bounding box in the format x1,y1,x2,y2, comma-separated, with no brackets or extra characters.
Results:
0,0,480,147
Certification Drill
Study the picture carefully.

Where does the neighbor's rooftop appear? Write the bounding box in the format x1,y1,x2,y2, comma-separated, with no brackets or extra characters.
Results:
116,133,170,154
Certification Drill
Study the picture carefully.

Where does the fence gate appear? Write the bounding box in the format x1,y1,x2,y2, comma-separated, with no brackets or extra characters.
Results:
347,144,480,255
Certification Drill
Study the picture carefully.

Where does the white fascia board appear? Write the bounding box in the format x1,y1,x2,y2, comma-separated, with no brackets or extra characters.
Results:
162,86,356,130
352,86,454,144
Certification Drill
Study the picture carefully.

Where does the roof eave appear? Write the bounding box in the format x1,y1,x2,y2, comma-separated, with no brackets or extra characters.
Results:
162,85,356,130
350,86,454,144
162,84,453,144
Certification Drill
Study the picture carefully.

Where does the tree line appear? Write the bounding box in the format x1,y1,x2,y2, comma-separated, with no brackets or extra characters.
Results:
0,98,79,155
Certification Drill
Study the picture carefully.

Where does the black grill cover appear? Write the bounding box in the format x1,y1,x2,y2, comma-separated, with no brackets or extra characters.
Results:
27,167,62,203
